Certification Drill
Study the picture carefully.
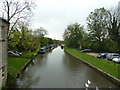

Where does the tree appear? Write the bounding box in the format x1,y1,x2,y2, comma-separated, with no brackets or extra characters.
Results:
47,38,54,44
33,27,48,47
0,0,35,38
63,23,84,49
80,31,92,49
8,29,21,50
8,21,40,51
34,27,48,38
107,7,120,52
86,7,109,52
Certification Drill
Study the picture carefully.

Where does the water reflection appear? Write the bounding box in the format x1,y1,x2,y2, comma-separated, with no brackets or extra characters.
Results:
17,47,119,88
62,52,119,88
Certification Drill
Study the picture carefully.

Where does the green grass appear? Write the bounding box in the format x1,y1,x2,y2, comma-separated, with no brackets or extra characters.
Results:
8,57,28,77
22,51,37,58
8,51,37,77
3,51,38,88
64,47,120,79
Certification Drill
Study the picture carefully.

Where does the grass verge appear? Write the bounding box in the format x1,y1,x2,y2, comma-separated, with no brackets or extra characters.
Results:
3,51,37,89
64,47,120,79
8,57,28,77
22,51,37,58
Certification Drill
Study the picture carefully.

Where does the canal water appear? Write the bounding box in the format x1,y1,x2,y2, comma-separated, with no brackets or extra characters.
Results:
17,46,119,88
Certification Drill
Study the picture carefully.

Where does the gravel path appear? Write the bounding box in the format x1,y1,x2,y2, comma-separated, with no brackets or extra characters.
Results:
86,53,99,56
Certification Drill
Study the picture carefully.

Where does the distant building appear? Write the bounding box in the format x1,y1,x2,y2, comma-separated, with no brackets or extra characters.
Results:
0,17,9,89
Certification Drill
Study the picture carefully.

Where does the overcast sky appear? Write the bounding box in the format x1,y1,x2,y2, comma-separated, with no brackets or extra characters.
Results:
31,0,120,40
1,0,120,40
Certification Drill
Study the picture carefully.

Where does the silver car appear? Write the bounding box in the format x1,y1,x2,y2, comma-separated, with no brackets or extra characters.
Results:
106,53,120,60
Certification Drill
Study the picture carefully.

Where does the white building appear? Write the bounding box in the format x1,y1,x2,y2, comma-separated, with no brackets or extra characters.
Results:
0,18,9,89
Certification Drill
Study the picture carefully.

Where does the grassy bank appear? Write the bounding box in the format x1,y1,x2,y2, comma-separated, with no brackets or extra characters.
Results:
8,51,37,77
3,51,37,88
8,57,28,77
22,51,37,58
64,47,120,79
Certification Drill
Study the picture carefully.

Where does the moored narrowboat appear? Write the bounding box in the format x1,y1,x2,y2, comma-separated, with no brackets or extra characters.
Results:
38,48,45,54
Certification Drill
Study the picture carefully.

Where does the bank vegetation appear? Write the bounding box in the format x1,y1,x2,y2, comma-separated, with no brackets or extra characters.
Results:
63,7,120,53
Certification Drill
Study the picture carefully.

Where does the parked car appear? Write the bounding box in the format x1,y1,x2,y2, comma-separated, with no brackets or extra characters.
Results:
96,53,108,58
106,53,120,60
12,50,22,56
112,57,120,64
8,51,20,57
81,49,91,53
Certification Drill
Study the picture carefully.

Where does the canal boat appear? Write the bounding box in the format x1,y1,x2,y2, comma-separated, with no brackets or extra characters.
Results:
38,48,45,54
61,44,64,49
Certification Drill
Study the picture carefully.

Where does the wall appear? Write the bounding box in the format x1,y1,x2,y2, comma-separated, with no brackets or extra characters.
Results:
0,18,9,89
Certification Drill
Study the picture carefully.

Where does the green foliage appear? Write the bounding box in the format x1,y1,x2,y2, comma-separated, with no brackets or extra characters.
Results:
2,73,17,89
33,27,48,38
63,7,120,53
86,7,110,52
107,11,120,52
8,22,58,51
63,23,84,49
22,51,37,58
4,51,37,88
104,39,119,52
40,37,49,47
65,47,120,79
8,22,39,51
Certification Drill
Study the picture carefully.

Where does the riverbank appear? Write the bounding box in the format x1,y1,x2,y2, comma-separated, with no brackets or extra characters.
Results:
3,51,38,88
64,47,120,85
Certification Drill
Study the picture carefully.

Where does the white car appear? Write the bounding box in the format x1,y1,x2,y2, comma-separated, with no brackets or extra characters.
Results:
112,57,120,64
8,51,20,57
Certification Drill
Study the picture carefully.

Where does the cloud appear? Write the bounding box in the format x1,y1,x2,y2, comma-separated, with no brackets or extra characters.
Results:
32,0,120,40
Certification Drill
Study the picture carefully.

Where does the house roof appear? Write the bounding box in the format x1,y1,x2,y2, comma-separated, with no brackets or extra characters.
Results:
0,17,10,24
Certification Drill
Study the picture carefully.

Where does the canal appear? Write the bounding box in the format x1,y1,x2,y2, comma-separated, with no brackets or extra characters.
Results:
17,46,119,88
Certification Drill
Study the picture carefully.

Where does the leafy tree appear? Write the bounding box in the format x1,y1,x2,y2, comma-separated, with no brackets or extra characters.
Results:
0,0,35,38
8,22,40,51
107,8,120,52
40,37,49,46
33,27,48,47
63,23,84,49
8,30,21,50
34,27,48,38
80,32,92,49
87,7,109,52
104,38,119,52
47,38,54,44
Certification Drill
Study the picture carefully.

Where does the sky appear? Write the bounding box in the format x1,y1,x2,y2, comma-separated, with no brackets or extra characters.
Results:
0,0,120,40
31,0,120,40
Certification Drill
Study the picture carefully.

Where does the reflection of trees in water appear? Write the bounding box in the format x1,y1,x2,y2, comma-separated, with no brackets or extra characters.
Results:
17,49,54,88
29,50,53,68
61,52,88,88
17,60,42,88
62,52,85,71
63,52,119,88
17,48,119,88
17,72,40,88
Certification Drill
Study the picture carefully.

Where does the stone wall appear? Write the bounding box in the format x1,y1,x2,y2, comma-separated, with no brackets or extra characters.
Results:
0,18,9,89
